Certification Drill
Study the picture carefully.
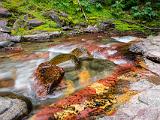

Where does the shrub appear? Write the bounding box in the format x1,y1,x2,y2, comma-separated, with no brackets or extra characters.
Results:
131,2,158,21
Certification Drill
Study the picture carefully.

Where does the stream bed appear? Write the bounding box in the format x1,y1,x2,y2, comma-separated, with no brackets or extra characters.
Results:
0,33,160,119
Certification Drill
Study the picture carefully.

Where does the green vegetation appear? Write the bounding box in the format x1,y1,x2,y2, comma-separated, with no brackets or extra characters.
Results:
1,0,160,35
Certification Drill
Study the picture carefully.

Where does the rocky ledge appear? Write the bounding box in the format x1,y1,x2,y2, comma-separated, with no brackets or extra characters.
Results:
130,33,160,76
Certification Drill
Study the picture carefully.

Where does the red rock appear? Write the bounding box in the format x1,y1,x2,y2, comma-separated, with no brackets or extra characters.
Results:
33,62,65,98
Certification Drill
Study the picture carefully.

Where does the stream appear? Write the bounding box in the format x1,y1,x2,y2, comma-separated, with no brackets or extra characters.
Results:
0,33,159,119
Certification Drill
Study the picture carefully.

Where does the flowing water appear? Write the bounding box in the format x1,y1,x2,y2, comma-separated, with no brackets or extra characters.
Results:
0,33,147,115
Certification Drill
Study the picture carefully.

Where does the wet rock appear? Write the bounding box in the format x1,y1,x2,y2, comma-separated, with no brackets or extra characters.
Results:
0,41,15,48
0,92,32,120
130,34,160,63
33,62,65,98
21,32,62,42
129,41,144,54
28,19,43,28
130,34,160,75
0,8,11,17
84,25,99,33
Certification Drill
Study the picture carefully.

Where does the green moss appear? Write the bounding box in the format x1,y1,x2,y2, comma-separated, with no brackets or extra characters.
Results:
2,0,154,36
114,20,144,32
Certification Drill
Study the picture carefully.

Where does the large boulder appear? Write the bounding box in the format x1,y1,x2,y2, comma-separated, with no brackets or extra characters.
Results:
130,34,160,63
0,8,11,17
21,31,62,42
130,34,160,75
33,62,65,98
0,92,32,120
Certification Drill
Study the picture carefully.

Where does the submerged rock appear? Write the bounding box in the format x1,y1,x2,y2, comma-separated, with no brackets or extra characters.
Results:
33,62,65,98
0,92,32,120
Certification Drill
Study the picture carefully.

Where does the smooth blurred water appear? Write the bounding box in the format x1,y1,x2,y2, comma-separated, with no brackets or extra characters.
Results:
0,33,137,112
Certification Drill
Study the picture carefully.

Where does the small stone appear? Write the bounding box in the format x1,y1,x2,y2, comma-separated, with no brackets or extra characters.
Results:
0,8,11,17
84,25,99,33
62,26,72,31
28,19,43,28
0,20,7,27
